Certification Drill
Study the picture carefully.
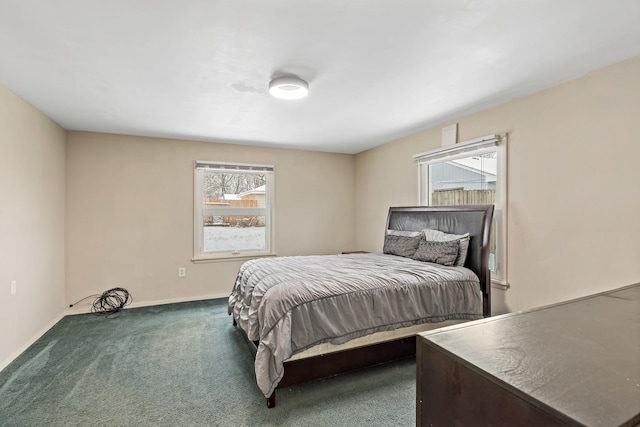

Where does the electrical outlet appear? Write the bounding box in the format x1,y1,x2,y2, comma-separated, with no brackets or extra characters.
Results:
11,280,16,295
178,267,186,278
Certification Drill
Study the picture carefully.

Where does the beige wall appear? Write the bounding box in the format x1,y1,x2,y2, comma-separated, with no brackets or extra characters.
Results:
65,132,356,308
4,54,640,367
355,55,640,314
0,85,66,369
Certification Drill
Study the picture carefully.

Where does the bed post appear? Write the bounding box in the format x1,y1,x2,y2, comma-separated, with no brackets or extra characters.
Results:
479,205,494,318
267,392,276,408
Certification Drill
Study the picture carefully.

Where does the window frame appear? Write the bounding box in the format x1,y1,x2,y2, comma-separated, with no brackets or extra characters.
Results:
192,161,275,262
415,134,508,287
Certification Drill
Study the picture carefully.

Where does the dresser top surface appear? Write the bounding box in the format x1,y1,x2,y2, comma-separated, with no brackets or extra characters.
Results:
420,283,640,427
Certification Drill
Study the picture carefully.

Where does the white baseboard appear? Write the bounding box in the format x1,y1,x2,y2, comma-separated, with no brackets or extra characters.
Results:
0,311,65,373
65,292,229,315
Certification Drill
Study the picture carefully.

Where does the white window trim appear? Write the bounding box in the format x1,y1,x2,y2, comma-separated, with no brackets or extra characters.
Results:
415,134,509,289
192,161,275,262
413,134,501,164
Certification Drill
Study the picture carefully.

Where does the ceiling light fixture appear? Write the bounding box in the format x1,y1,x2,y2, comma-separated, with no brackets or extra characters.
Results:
269,76,309,100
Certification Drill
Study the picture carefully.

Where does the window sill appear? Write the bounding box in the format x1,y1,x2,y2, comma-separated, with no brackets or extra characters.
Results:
191,252,277,264
491,279,510,291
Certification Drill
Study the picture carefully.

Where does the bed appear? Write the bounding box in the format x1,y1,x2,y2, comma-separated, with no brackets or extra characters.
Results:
228,205,494,407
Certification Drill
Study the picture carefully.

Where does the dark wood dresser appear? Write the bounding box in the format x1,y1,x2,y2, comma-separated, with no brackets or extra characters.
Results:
417,283,640,427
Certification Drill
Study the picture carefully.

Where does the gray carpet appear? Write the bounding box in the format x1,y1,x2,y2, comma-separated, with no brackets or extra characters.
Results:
0,299,416,426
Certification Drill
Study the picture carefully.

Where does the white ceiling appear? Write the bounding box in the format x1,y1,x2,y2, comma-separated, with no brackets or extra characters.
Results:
1,1,639,154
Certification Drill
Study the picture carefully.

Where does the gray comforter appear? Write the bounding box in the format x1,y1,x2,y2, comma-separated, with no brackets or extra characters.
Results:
228,253,483,397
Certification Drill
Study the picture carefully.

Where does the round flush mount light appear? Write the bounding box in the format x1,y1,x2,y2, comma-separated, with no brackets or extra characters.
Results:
268,76,309,100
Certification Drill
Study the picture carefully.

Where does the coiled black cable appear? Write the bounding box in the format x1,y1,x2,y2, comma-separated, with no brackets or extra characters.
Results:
69,287,132,316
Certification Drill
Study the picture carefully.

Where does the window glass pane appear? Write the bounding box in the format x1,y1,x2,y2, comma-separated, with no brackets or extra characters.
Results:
202,171,267,201
429,151,497,202
198,169,270,255
204,216,266,252
427,151,498,272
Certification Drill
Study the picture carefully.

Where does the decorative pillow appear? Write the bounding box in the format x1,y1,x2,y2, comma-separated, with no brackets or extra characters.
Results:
422,229,470,267
383,234,421,258
386,229,422,237
412,240,460,266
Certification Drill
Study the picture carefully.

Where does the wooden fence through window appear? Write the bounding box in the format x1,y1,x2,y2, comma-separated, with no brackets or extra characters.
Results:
203,198,263,227
432,189,495,206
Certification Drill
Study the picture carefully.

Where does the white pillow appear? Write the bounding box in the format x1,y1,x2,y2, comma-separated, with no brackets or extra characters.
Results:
386,229,422,237
422,229,470,267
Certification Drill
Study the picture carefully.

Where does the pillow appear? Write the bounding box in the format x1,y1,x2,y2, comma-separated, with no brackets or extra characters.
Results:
386,229,422,237
383,234,421,258
422,229,470,267
412,240,460,266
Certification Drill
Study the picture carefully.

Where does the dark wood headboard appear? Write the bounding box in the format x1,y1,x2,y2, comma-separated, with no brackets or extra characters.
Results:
385,205,495,317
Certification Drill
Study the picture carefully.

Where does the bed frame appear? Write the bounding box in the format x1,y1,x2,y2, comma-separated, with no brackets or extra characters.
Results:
233,205,495,408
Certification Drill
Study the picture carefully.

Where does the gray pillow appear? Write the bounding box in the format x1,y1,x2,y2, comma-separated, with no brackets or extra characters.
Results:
383,234,421,258
412,240,460,266
422,229,470,267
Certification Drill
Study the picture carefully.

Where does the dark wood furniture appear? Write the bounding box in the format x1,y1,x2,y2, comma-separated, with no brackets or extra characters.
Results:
234,204,494,408
417,283,640,427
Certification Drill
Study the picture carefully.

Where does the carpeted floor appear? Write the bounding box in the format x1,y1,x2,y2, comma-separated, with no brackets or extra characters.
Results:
0,299,416,426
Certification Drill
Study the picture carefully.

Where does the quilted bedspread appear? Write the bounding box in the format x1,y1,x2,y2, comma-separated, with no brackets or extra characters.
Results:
227,252,483,397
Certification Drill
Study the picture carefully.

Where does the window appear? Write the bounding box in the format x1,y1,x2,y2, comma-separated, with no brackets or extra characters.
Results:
415,135,508,286
193,161,274,260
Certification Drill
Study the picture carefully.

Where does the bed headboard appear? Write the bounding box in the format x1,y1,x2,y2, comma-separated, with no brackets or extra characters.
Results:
385,205,495,317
